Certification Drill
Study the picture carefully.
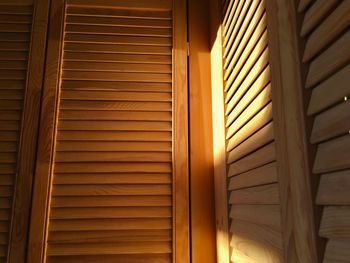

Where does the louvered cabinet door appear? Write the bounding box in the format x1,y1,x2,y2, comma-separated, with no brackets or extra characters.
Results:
0,0,48,262
219,0,284,262
298,0,350,261
28,0,189,263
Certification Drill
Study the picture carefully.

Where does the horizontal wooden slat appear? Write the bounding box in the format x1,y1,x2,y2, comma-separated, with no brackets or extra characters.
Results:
54,163,172,173
47,254,171,263
58,120,171,131
0,111,21,121
59,111,171,121
227,102,273,152
61,81,171,92
0,61,28,70
230,204,281,231
0,198,11,209
50,207,171,219
48,229,171,243
56,141,171,152
66,0,173,11
0,120,20,131
0,80,26,90
228,142,276,177
57,131,171,141
0,131,19,141
64,52,171,64
320,206,350,238
53,173,171,185
306,31,350,88
60,101,171,111
229,162,278,191
0,23,31,32
55,152,171,163
63,61,172,72
66,16,172,28
47,241,172,256
51,196,171,208
313,135,350,174
317,170,350,205
0,42,29,51
0,33,30,42
323,239,350,263
50,218,172,231
0,153,16,163
65,25,171,37
308,64,350,115
0,14,32,24
229,183,279,205
301,0,340,36
65,34,171,46
311,100,350,143
303,1,350,62
0,5,32,15
0,142,17,152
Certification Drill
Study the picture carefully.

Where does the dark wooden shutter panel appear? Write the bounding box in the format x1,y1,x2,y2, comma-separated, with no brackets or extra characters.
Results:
299,0,350,261
220,0,284,262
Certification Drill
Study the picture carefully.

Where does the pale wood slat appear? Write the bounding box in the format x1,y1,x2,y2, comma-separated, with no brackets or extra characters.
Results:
50,207,171,219
56,141,171,152
57,131,171,142
55,151,171,162
65,34,171,46
313,134,350,174
229,183,279,205
230,204,281,231
65,25,171,37
50,218,172,231
47,254,171,263
227,102,273,152
301,0,341,36
228,142,276,177
311,100,350,143
320,206,350,238
48,229,171,243
227,122,274,164
303,1,350,62
306,31,350,88
308,64,350,115
317,170,350,205
47,241,171,256
54,173,171,185
54,163,171,174
323,239,350,263
229,162,278,191
222,0,242,37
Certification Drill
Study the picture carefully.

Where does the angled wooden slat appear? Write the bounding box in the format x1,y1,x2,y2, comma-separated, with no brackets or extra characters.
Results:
313,135,350,174
66,25,171,37
308,64,350,115
303,1,350,62
229,183,279,205
320,206,350,238
306,31,350,88
60,101,172,111
54,162,172,174
65,34,171,46
317,170,350,205
47,254,171,263
227,122,274,164
230,204,281,231
227,103,273,152
51,195,172,208
59,111,171,121
301,0,341,36
57,131,172,142
311,100,350,143
323,239,350,263
54,173,172,185
223,0,242,38
228,142,276,177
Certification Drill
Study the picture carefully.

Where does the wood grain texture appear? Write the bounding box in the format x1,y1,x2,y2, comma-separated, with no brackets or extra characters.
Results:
319,206,350,239
323,239,350,263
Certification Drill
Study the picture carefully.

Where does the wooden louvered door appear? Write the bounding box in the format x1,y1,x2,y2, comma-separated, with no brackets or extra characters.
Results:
0,0,49,262
297,0,350,261
220,1,284,261
28,0,189,263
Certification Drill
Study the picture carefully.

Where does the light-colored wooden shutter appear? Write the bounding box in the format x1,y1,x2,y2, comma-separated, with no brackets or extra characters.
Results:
298,0,350,261
28,0,189,262
220,0,283,261
0,0,49,261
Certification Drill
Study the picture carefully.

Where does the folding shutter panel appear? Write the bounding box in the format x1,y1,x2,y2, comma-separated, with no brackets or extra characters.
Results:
28,0,189,263
0,0,48,261
298,0,350,261
220,1,283,261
